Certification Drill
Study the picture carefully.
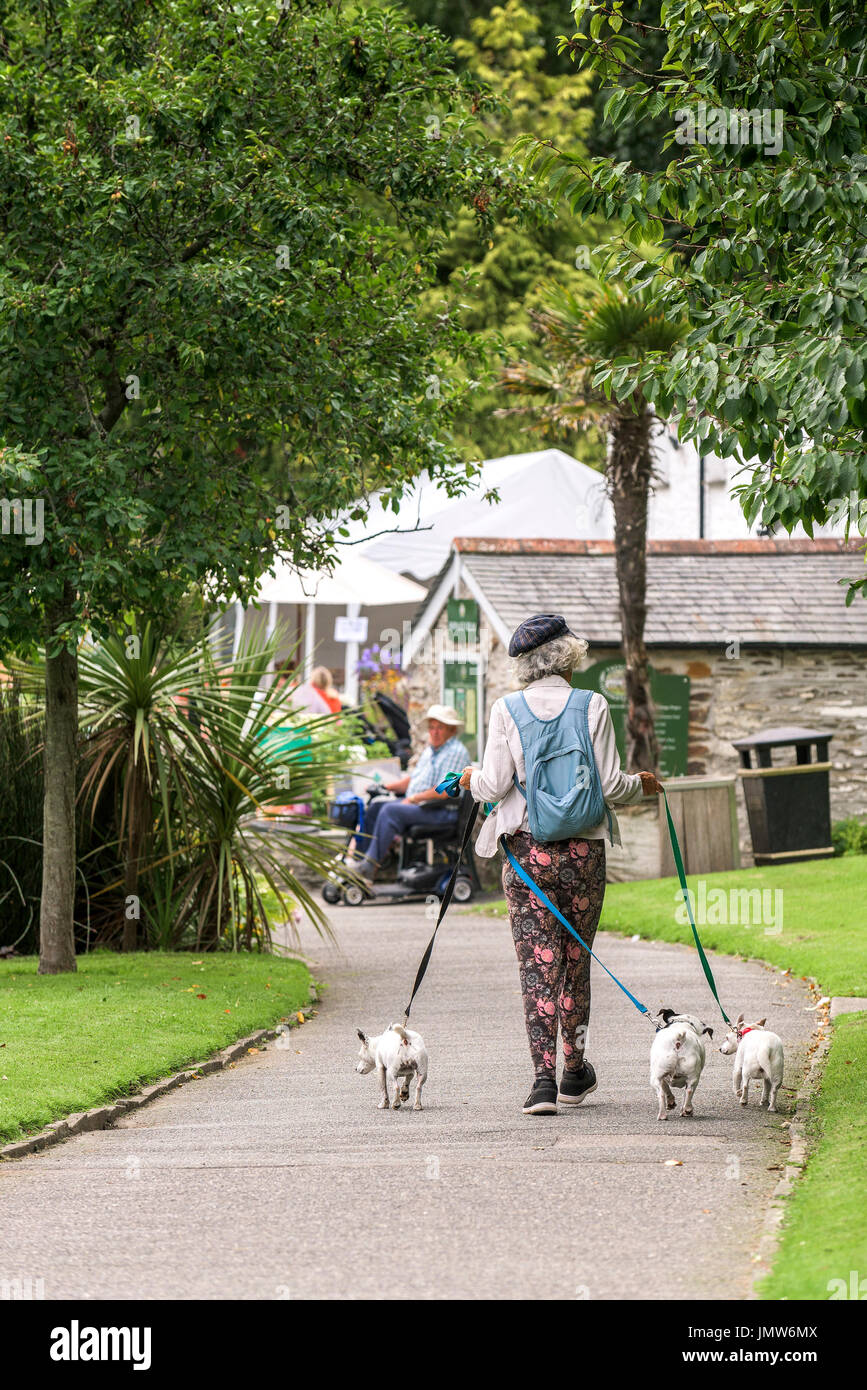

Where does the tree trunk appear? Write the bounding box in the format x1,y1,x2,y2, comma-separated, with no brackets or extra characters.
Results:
608,406,659,774
39,602,79,974
122,741,149,951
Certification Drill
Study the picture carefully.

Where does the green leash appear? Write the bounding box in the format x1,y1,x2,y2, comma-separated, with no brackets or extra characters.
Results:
661,787,730,1025
422,774,730,1029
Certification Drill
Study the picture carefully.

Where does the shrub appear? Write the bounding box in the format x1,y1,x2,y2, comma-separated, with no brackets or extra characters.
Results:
832,817,867,857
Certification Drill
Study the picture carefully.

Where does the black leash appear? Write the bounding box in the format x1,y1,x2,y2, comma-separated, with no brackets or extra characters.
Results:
403,787,478,1022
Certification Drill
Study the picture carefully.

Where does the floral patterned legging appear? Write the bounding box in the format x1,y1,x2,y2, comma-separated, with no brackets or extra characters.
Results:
502,832,607,1079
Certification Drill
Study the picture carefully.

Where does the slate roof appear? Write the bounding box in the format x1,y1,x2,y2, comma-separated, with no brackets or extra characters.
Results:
454,539,867,647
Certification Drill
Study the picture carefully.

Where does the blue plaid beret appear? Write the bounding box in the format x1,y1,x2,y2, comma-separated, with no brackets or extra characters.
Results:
508,613,575,657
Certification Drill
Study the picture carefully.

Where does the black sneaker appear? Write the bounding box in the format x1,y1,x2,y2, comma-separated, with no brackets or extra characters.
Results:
522,1074,558,1115
558,1061,597,1106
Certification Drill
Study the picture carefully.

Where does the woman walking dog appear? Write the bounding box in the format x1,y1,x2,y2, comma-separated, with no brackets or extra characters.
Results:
459,614,662,1115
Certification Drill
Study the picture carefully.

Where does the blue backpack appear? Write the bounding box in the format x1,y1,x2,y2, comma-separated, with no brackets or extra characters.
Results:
504,687,612,843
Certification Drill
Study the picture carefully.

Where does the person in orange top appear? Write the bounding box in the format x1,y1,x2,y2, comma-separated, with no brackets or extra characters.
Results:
310,665,342,713
291,665,342,715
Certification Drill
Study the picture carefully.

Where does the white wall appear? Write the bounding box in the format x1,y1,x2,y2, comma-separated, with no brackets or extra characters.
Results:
649,429,845,540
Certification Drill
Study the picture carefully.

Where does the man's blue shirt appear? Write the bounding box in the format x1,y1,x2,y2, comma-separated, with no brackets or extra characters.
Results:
407,736,469,797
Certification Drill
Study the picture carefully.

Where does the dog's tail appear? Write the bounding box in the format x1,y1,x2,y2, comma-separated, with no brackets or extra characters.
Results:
391,1023,409,1044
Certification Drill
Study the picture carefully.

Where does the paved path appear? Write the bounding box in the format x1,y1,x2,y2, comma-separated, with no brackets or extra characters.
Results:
0,902,814,1300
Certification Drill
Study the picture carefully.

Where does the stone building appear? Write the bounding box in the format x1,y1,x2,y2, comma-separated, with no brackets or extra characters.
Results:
404,537,867,878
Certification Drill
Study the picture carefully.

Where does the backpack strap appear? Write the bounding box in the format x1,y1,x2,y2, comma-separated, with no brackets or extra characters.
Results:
571,689,615,843
565,684,592,731
503,690,537,732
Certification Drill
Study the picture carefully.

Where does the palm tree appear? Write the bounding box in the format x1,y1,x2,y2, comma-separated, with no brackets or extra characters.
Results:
499,280,687,772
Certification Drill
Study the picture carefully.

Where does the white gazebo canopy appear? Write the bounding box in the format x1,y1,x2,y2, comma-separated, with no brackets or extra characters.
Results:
232,551,426,703
256,551,427,607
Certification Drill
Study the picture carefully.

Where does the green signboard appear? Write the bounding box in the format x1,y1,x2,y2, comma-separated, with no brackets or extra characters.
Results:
446,598,479,645
443,661,479,760
573,660,690,778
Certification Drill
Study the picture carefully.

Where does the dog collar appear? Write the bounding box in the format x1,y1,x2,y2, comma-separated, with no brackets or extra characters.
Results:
738,1026,754,1037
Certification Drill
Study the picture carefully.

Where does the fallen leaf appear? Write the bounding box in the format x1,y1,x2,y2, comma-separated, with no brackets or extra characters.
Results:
248,1047,260,1054
196,993,206,999
805,996,831,1011
296,1011,305,1023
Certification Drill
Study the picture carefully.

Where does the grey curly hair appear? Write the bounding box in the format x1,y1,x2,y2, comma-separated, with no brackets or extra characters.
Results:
511,633,589,686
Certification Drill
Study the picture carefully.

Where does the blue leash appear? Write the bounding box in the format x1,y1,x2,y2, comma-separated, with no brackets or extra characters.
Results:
431,773,657,1028
426,773,731,1030
500,842,656,1027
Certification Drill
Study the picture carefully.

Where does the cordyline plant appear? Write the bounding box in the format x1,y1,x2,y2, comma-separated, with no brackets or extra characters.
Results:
75,621,211,951
0,0,533,972
18,620,353,950
499,280,686,770
516,0,867,598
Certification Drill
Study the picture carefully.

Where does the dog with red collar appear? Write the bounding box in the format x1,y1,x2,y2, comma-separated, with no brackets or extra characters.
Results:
719,1014,785,1112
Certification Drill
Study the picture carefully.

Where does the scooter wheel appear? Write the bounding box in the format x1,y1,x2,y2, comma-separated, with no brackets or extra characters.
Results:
343,884,366,907
452,876,474,903
322,881,342,905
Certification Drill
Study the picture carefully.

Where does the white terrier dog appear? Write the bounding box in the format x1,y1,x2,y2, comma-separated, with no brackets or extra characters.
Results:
719,1015,784,1112
355,1023,428,1111
650,1008,714,1120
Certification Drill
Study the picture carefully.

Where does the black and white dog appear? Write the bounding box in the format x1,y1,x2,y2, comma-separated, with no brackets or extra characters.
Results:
650,1008,714,1120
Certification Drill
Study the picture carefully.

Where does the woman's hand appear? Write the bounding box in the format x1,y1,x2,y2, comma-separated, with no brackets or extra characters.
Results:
639,770,664,797
459,766,473,790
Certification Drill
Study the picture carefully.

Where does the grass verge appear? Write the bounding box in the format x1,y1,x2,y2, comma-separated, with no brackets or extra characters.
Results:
0,951,310,1143
758,1011,867,1300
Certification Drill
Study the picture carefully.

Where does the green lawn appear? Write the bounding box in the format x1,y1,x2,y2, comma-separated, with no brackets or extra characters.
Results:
0,951,310,1143
476,853,867,1301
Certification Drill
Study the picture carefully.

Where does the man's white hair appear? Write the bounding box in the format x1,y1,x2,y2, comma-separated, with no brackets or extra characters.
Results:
511,633,589,686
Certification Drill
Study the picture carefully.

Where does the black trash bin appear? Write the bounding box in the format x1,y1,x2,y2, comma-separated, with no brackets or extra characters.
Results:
732,726,835,866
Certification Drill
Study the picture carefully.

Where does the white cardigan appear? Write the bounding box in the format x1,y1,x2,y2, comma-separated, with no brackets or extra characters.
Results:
468,675,645,857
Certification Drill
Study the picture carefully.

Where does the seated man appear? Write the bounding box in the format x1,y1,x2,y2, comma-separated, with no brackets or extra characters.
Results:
354,704,469,882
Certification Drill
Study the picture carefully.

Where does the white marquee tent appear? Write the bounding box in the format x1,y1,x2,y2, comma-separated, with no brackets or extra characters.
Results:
332,441,842,582
229,551,425,702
